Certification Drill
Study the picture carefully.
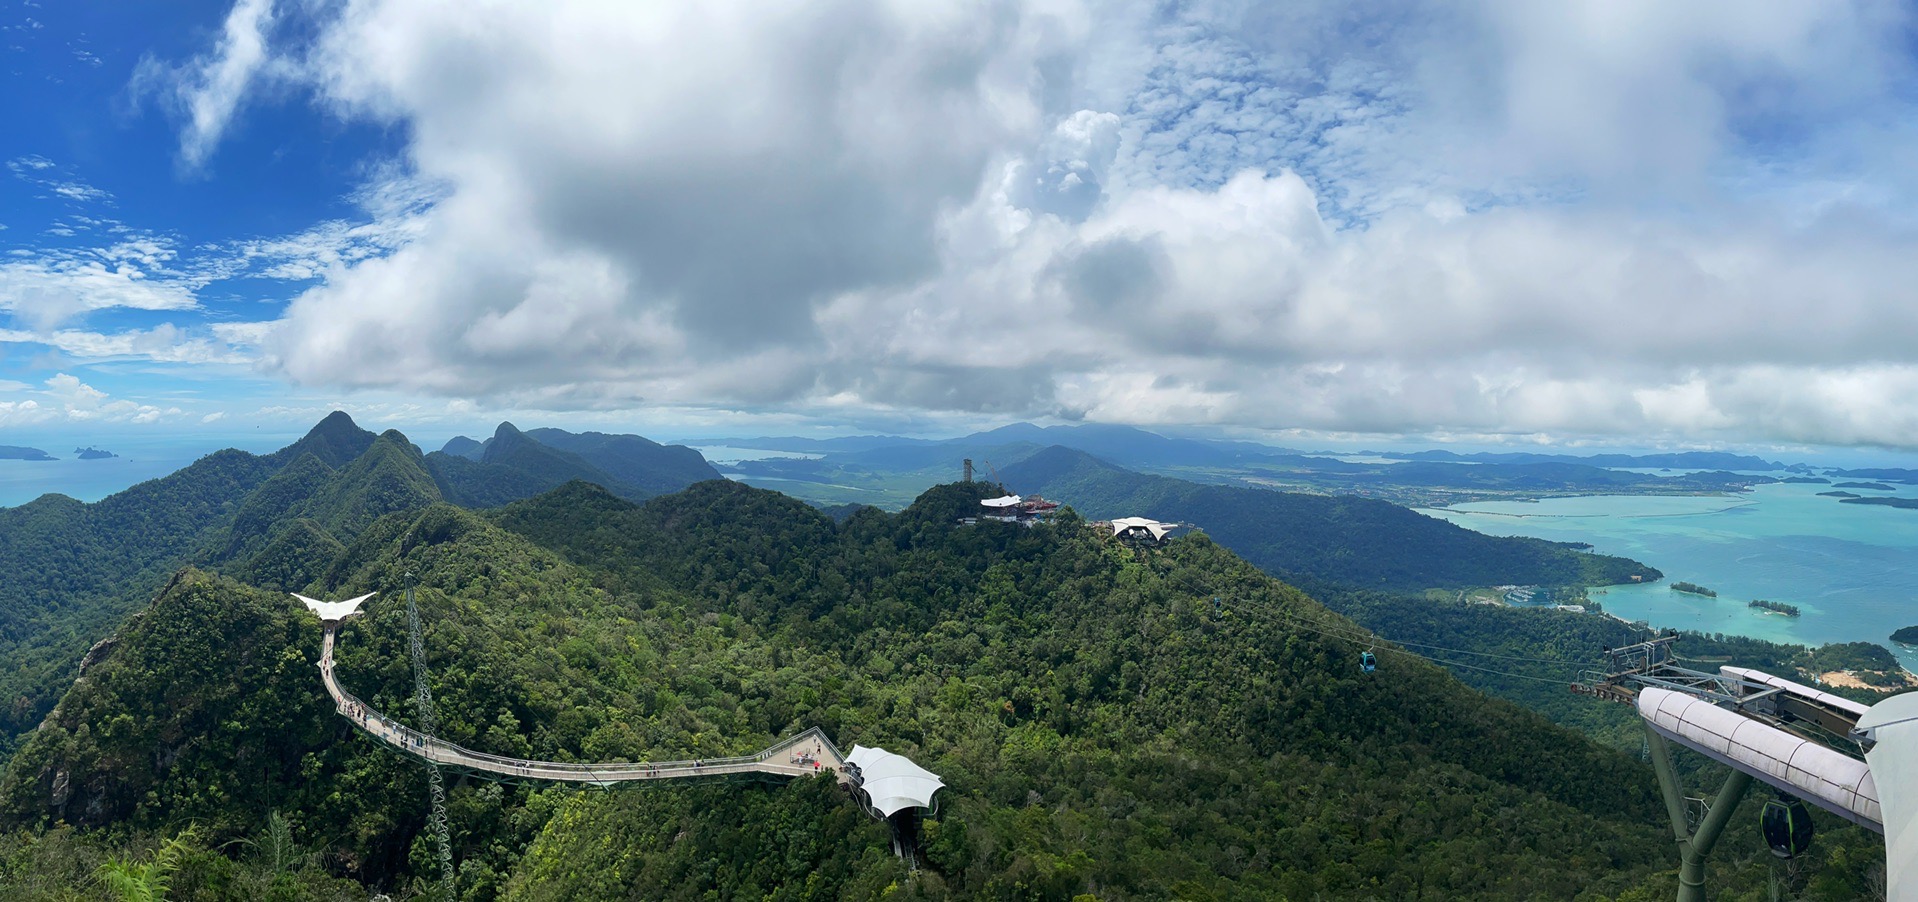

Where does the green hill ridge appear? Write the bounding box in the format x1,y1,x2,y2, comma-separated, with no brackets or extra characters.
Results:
0,414,722,756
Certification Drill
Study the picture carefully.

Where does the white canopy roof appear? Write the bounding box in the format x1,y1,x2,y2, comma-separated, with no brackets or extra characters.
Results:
980,495,1024,508
292,592,376,623
847,745,944,818
1857,692,1918,901
1109,517,1179,539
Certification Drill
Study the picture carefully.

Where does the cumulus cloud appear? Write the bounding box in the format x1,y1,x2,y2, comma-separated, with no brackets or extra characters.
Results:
151,0,1918,447
9,373,184,425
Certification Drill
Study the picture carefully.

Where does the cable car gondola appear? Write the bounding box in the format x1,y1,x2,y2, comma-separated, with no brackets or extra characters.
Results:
1760,794,1813,859
1359,650,1377,673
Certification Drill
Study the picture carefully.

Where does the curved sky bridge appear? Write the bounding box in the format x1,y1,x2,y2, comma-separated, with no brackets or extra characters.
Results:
297,593,941,819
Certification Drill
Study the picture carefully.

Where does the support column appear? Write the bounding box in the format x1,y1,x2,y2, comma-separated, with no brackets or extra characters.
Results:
1644,721,1755,902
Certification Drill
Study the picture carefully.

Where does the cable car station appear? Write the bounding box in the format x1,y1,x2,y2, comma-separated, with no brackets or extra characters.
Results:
1576,635,1917,901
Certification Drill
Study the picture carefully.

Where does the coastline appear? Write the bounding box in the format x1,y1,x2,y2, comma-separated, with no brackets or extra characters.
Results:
1424,480,1918,676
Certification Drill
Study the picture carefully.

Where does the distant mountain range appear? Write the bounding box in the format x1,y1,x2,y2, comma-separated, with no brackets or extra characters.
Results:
701,422,1298,471
704,422,1784,472
430,421,719,506
1371,449,1781,470
708,422,1786,508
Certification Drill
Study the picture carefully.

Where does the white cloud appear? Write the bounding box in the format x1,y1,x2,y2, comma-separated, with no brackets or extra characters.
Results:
46,180,112,204
0,324,252,364
135,0,280,169
8,155,113,206
37,373,182,424
0,399,52,429
142,0,1918,448
0,255,199,328
222,170,440,281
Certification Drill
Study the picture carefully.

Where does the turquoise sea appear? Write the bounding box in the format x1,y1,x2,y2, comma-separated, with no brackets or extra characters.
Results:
1420,480,1918,671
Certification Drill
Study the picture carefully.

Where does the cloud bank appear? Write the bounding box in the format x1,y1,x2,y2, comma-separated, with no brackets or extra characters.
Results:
157,0,1918,447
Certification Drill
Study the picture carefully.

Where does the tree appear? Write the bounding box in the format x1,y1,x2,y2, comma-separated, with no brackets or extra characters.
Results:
96,825,198,902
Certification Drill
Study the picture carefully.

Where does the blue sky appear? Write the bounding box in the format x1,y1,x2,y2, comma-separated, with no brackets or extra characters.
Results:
5,0,1918,458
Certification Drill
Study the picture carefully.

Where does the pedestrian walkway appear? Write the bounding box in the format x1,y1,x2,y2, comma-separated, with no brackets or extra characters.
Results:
318,624,851,787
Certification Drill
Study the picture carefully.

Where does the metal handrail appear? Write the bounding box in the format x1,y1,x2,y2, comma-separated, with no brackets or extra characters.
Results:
320,628,847,783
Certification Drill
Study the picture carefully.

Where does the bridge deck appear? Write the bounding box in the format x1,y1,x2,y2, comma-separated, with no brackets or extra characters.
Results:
319,626,850,786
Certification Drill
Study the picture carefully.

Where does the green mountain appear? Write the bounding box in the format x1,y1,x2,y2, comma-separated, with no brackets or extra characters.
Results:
310,431,444,537
0,447,283,751
0,460,1692,899
523,427,719,494
268,410,379,469
440,435,486,460
1000,446,1658,592
425,422,718,508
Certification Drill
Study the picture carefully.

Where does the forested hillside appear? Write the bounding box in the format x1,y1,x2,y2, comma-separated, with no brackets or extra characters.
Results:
1308,581,1890,901
1001,446,1657,592
0,450,284,753
0,461,1692,898
0,414,717,756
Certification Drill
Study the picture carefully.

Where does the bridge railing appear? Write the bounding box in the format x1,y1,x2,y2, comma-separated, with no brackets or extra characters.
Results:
323,652,832,780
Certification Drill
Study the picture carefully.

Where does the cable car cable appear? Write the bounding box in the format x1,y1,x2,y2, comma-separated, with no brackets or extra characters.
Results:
1217,598,1588,686
1220,599,1600,668
1228,602,1594,666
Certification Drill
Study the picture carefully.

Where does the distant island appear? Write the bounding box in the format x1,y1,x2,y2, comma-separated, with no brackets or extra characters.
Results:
1839,496,1918,510
1892,626,1918,645
1332,449,1781,469
1780,476,1830,484
73,447,117,460
1832,481,1894,490
1672,581,1716,598
1817,491,1862,498
1827,467,1918,485
0,445,55,461
1749,599,1799,616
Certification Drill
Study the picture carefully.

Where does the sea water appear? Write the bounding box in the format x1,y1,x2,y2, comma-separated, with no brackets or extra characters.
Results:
1420,480,1918,670
0,433,297,508
689,446,823,465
